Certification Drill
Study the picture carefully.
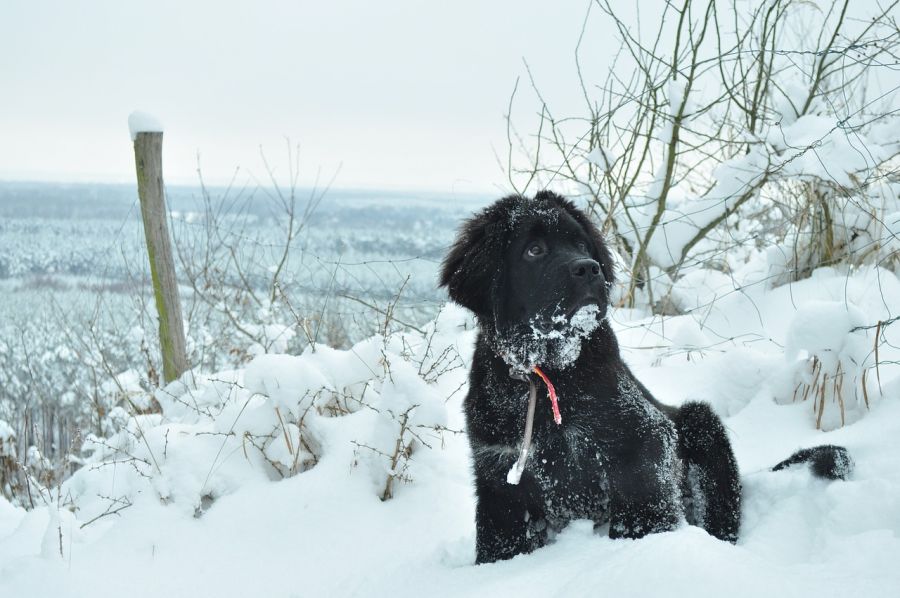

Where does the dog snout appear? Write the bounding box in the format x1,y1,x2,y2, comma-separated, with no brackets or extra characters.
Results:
569,258,601,280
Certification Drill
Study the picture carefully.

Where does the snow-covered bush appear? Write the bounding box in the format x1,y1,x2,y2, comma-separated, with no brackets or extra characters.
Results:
510,0,900,311
0,421,18,501
0,162,460,506
65,305,473,522
776,301,876,430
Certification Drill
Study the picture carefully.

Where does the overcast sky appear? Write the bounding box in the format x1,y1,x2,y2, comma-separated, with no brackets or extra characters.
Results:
0,0,607,193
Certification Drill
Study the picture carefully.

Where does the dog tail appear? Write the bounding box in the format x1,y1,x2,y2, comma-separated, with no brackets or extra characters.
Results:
771,445,853,480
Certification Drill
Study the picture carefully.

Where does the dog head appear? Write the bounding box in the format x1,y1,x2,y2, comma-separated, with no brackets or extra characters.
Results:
440,191,615,371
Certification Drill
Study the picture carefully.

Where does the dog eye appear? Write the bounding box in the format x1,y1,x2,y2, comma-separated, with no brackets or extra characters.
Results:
526,243,545,258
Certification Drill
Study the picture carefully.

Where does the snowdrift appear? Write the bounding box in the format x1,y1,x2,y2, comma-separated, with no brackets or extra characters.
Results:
1,266,900,597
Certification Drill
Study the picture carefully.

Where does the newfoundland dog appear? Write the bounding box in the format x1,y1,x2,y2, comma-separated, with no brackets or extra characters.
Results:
440,191,852,564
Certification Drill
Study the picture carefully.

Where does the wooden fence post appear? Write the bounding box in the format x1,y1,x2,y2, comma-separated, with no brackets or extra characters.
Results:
131,124,189,383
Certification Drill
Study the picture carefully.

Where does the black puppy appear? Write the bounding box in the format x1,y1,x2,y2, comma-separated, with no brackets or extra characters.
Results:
440,191,851,564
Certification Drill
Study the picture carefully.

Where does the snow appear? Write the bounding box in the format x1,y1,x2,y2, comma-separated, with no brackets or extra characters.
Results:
2,269,900,597
628,110,899,272
0,420,14,460
768,115,893,188
585,146,618,173
0,420,13,443
498,304,603,373
776,301,874,430
127,111,164,141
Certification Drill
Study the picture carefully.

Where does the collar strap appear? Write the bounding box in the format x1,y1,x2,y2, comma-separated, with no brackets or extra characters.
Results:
506,366,562,485
533,366,561,425
507,377,537,485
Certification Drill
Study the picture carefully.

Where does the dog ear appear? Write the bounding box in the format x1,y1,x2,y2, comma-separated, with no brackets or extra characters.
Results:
440,208,505,317
536,190,616,287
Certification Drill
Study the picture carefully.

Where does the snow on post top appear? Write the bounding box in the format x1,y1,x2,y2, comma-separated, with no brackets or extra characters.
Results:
128,111,164,141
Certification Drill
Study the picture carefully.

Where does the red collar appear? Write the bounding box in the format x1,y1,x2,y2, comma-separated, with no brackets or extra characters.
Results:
533,365,561,425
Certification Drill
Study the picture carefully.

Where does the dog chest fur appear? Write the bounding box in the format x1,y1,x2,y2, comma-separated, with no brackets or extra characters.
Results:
466,332,683,535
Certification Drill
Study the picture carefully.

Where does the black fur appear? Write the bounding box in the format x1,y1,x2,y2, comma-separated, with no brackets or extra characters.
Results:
440,191,852,564
771,445,853,480
672,401,741,541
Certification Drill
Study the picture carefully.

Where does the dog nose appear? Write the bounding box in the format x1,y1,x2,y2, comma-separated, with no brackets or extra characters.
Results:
569,258,601,279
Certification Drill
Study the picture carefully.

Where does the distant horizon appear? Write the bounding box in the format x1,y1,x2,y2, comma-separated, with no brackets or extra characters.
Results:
0,140,515,196
0,176,496,200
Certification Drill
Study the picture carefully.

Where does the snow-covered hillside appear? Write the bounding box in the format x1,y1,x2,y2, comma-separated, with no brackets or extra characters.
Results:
1,264,899,598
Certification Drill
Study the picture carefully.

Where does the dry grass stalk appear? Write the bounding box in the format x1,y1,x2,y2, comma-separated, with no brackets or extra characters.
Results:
816,372,828,430
862,369,870,410
796,353,877,430
835,362,845,428
875,320,883,394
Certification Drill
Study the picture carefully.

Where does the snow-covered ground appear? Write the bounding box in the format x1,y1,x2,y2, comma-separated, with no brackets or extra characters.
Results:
1,265,899,598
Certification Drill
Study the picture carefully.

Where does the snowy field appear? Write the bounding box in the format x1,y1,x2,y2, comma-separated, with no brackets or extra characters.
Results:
4,0,900,595
0,181,479,302
1,257,899,597
0,182,487,457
